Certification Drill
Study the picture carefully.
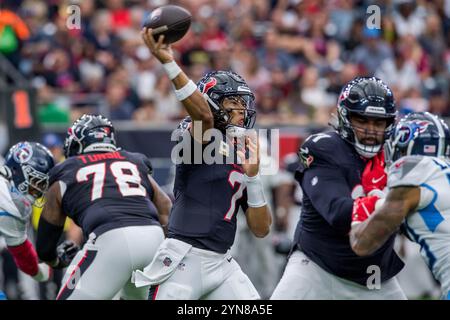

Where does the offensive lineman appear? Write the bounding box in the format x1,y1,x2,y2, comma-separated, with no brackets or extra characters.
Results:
36,114,172,300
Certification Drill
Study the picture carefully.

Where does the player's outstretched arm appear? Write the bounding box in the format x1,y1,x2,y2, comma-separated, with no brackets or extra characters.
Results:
148,175,172,234
36,181,67,268
350,186,419,256
6,239,52,282
141,28,213,140
239,136,272,237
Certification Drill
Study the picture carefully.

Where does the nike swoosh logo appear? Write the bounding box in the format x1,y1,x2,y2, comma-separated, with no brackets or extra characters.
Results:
227,257,232,263
372,175,385,184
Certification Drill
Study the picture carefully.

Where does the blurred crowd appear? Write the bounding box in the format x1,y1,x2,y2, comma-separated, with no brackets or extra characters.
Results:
1,0,450,126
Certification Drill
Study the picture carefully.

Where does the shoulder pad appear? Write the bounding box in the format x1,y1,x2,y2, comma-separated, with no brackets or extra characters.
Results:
388,156,437,188
172,117,192,141
48,158,76,186
298,132,339,169
178,116,192,131
0,177,24,219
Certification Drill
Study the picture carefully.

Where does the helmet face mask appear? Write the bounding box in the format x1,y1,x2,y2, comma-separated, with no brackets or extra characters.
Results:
336,77,397,158
5,142,55,202
197,71,256,137
64,114,117,158
385,112,450,167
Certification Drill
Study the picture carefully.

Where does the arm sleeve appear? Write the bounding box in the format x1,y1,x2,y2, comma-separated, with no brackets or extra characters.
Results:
301,165,353,233
36,217,64,263
7,239,39,277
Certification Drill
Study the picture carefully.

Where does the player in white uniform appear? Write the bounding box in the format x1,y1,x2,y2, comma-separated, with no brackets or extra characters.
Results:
350,112,450,300
0,142,58,289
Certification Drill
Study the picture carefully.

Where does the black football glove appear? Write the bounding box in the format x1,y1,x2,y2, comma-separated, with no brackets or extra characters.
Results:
53,240,80,269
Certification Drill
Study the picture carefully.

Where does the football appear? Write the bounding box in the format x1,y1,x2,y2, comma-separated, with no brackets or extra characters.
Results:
143,5,192,44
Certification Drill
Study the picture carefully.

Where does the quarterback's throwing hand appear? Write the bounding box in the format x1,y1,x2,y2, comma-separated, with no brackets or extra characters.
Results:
141,27,174,64
238,133,259,177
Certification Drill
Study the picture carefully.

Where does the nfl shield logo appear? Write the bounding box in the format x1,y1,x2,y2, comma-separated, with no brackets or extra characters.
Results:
424,145,436,153
163,257,172,267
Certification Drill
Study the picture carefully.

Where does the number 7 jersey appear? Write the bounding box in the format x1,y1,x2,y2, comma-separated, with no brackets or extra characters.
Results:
48,150,161,239
388,155,450,299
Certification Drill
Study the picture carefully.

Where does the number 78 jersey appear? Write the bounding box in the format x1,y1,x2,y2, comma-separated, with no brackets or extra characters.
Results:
388,155,450,298
48,150,161,238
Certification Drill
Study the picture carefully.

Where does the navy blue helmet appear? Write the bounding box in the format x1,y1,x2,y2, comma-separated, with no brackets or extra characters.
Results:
5,141,55,200
385,112,450,165
335,77,397,158
64,114,117,158
197,70,256,136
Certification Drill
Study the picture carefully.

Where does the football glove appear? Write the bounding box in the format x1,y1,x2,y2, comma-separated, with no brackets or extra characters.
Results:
53,240,80,269
351,195,380,226
361,150,387,195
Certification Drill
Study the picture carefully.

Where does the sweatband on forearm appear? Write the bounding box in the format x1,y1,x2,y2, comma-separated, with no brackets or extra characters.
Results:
245,174,267,208
163,60,182,80
175,80,197,101
36,217,64,263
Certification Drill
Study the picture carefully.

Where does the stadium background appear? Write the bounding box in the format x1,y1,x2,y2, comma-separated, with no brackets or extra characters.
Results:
0,0,448,299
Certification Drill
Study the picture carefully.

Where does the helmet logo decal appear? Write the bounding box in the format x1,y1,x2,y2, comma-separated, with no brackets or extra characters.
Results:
415,121,432,134
237,85,251,93
396,120,431,147
12,142,33,164
396,125,412,147
365,106,386,114
201,77,217,94
89,127,110,139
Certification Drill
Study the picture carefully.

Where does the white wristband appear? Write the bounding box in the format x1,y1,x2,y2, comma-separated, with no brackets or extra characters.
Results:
162,60,182,80
245,174,267,208
175,80,197,101
32,263,51,282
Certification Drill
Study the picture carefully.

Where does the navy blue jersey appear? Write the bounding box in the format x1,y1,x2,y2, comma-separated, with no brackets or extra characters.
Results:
168,123,249,253
293,131,404,285
49,150,161,238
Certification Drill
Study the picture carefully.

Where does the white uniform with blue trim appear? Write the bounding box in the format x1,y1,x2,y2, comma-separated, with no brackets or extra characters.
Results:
0,175,33,246
388,155,450,300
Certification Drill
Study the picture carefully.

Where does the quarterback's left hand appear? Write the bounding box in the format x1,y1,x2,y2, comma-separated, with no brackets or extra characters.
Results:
351,195,380,226
237,133,259,177
361,150,387,195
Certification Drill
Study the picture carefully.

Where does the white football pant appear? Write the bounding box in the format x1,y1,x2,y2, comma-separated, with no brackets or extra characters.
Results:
57,225,164,300
148,239,260,300
271,250,407,300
